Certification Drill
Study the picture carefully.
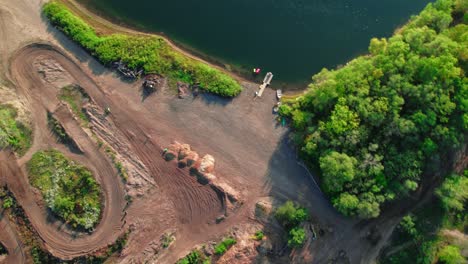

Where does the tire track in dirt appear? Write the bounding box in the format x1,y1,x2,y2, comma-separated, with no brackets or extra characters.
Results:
4,45,126,260
0,206,26,264
5,43,225,260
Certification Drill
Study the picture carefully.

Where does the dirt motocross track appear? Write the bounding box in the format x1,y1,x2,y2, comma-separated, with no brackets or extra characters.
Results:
0,1,399,262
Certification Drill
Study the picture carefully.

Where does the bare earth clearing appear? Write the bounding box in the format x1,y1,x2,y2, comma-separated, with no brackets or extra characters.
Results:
0,0,406,263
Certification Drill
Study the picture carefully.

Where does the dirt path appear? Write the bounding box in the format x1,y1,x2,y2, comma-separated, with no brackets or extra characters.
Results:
0,207,26,264
2,44,127,259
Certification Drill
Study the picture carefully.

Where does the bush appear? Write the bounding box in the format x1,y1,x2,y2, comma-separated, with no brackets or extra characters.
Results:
275,201,309,228
399,215,418,238
27,149,102,230
214,238,236,255
253,230,264,241
2,196,14,209
0,104,31,155
43,1,242,97
287,227,306,248
177,250,210,264
438,245,465,264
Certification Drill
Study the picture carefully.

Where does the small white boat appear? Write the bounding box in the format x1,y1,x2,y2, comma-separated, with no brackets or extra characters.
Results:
276,89,282,99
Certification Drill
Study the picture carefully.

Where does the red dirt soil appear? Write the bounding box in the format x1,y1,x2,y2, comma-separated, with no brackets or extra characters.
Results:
0,41,399,263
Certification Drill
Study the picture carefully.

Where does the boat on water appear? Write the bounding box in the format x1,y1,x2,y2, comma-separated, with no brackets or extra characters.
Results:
276,89,282,99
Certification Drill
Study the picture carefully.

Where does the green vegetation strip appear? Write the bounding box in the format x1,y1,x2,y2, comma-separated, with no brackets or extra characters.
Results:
280,0,467,218
43,1,242,97
0,104,31,155
27,149,101,230
59,84,90,125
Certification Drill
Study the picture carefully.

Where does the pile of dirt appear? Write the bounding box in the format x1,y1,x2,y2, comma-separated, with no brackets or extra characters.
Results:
164,141,242,211
177,82,190,99
33,57,73,87
143,74,164,92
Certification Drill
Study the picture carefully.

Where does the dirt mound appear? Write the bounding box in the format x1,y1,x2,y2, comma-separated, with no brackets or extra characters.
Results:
164,141,243,212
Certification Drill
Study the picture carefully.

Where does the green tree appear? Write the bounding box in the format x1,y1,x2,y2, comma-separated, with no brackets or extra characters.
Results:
333,193,359,216
287,227,306,248
436,172,468,212
438,245,465,264
399,215,418,238
319,152,357,194
275,201,309,228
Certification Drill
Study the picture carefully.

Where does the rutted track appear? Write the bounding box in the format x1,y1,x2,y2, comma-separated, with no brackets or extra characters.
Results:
4,43,225,260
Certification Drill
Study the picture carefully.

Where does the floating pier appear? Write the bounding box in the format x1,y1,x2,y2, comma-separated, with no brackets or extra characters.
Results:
257,72,273,97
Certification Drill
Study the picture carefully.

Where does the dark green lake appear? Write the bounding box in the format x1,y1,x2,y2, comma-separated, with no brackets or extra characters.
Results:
78,0,430,88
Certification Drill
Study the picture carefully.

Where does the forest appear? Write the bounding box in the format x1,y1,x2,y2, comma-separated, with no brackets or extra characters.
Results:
280,0,467,219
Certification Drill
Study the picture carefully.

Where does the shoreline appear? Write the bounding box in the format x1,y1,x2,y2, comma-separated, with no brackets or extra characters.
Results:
58,0,309,92
58,0,255,86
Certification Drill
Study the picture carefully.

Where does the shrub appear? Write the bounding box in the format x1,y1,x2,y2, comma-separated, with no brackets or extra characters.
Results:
2,196,14,209
214,238,236,255
275,201,309,228
0,104,31,155
253,230,264,241
43,2,242,97
438,245,465,264
287,227,306,248
177,250,209,264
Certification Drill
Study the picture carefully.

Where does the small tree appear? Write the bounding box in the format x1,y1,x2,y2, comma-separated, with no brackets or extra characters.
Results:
438,245,464,264
275,201,309,228
288,227,306,248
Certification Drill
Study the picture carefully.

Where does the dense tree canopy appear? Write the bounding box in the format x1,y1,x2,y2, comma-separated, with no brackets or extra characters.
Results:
280,0,467,218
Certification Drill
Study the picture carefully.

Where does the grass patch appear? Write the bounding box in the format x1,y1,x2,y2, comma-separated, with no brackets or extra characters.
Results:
47,112,72,143
214,237,236,255
59,84,90,125
0,104,31,155
105,147,128,182
27,149,102,230
253,230,265,241
43,1,242,97
161,233,175,248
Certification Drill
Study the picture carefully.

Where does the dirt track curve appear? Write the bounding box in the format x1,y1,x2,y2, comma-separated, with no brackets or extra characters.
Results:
0,39,399,263
1,43,229,261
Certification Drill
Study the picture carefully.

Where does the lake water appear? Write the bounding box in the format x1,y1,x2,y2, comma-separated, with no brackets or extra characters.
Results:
78,0,430,88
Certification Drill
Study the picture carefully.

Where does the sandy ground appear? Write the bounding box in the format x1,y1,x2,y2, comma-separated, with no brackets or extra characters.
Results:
0,0,410,263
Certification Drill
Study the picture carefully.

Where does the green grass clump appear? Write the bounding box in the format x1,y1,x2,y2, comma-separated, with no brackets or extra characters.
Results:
214,238,236,255
0,104,31,155
177,250,210,264
253,230,264,241
27,149,102,230
59,85,90,125
43,1,242,97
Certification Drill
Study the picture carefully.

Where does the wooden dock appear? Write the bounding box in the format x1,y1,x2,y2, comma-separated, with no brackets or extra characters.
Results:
257,72,273,97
